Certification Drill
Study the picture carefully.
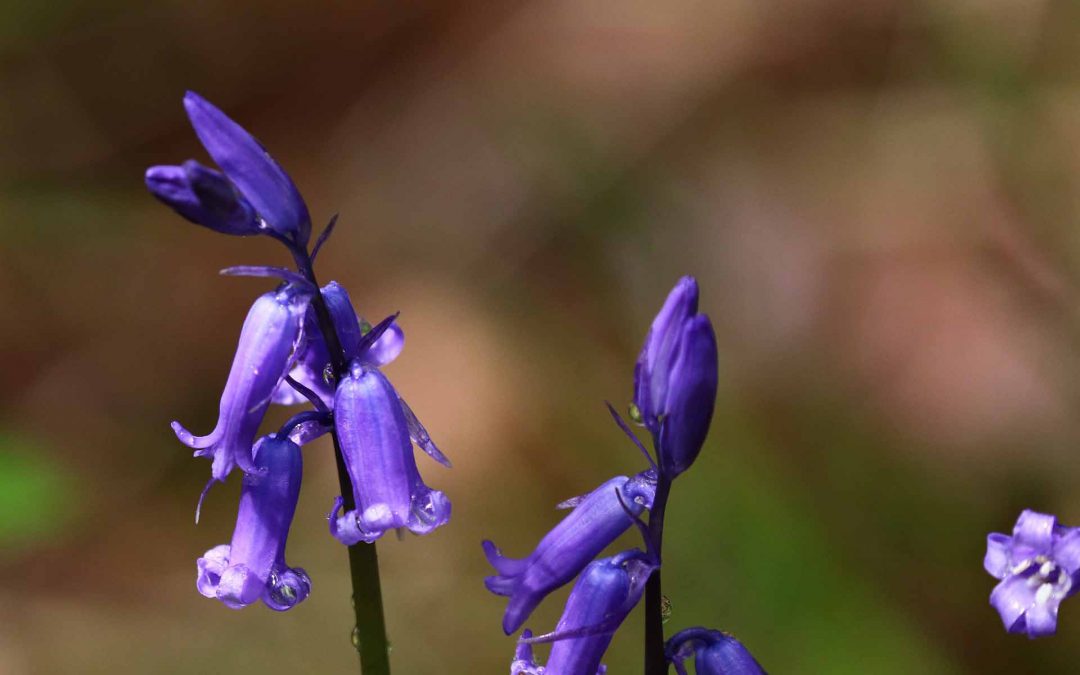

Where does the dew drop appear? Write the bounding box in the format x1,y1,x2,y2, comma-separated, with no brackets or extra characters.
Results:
351,626,362,651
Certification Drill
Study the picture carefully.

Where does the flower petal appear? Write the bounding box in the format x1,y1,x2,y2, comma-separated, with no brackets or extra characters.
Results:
1013,510,1056,554
1054,528,1080,575
990,575,1037,633
984,533,1013,579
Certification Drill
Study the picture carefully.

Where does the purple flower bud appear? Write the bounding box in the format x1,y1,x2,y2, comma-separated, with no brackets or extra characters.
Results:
196,435,310,611
666,628,767,675
634,277,717,477
145,160,260,235
657,314,718,476
183,91,311,245
516,551,653,675
985,509,1080,638
483,472,656,635
329,360,451,544
173,284,309,482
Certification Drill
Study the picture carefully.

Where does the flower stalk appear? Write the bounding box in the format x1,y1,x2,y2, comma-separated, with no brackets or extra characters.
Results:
288,233,391,674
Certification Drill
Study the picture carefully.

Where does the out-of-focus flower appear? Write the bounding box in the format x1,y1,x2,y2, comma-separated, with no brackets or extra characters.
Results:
145,160,260,235
196,435,311,611
665,628,767,675
513,551,653,675
985,509,1080,638
483,472,656,635
633,276,718,477
173,284,309,482
329,360,451,544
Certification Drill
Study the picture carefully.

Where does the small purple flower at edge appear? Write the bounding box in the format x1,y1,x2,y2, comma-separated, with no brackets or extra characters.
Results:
197,434,311,611
483,472,656,635
511,550,654,675
633,276,718,478
666,628,767,675
329,360,451,544
985,509,1080,638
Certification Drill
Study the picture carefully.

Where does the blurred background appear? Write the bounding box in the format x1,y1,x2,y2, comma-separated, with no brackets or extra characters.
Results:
1,0,1079,672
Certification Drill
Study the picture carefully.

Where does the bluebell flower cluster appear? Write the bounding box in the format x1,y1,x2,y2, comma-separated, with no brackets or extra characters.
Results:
985,509,1080,638
484,277,761,673
148,92,450,611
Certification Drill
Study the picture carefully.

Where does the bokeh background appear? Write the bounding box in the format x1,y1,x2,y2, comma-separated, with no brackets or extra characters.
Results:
2,1,1080,672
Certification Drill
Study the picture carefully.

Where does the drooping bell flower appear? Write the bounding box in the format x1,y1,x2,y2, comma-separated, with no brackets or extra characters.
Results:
272,281,407,408
173,284,309,482
483,472,656,635
329,360,451,544
145,160,261,235
633,276,718,477
179,91,311,245
515,550,654,675
665,628,767,675
985,509,1080,637
196,434,311,611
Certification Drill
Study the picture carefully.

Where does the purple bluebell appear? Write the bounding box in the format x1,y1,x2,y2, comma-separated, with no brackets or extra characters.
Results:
273,281,406,408
985,509,1080,638
179,91,311,245
633,276,718,477
514,551,654,675
329,360,451,544
196,434,311,611
483,472,656,635
172,284,309,482
145,160,260,235
666,628,767,675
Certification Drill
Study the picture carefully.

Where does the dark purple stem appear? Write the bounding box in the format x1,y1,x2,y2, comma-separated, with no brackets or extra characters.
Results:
644,473,673,675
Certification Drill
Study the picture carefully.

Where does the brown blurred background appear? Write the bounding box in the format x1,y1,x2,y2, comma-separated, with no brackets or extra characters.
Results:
2,1,1080,672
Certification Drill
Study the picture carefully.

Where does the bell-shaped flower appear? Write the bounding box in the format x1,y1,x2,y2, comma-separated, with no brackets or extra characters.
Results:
633,276,718,478
515,550,654,675
181,91,311,245
172,284,309,482
483,472,656,635
272,281,406,408
329,360,451,544
145,160,261,235
665,628,767,675
196,434,311,611
985,509,1080,637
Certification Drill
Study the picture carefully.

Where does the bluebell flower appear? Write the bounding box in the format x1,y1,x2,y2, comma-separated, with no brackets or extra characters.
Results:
483,472,656,635
145,160,260,235
329,360,451,544
512,551,654,675
273,281,405,408
985,509,1080,637
196,434,311,611
173,284,309,483
666,628,766,675
633,276,718,477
